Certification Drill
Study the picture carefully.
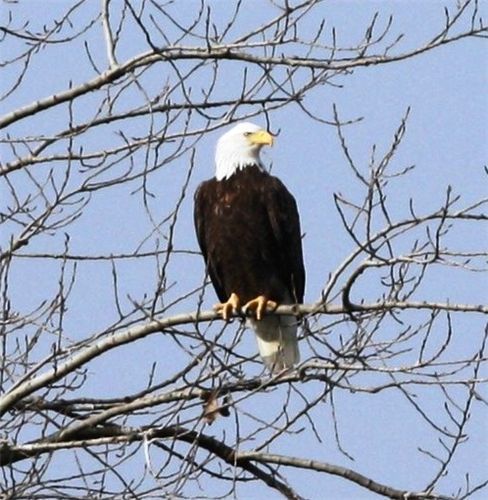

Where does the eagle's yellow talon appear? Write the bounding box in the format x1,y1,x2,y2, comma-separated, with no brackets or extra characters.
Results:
243,296,278,321
213,292,240,321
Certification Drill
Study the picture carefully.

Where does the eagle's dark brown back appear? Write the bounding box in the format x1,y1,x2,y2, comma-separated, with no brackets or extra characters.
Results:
194,165,305,305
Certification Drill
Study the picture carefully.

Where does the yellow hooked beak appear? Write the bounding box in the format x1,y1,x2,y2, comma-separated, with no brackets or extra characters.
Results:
247,129,274,147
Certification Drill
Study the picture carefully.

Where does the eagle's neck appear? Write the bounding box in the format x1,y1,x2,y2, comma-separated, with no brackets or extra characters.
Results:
215,149,263,181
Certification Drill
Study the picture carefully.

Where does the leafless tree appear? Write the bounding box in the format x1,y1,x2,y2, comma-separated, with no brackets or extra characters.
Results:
1,1,487,498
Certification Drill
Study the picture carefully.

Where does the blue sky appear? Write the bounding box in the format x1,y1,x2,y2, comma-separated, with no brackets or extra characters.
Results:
1,1,487,498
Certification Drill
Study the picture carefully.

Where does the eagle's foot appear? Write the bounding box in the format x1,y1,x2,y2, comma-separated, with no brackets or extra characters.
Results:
243,295,278,321
213,293,241,321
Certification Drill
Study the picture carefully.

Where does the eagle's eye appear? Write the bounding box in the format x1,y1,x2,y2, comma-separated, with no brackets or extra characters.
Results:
243,132,252,137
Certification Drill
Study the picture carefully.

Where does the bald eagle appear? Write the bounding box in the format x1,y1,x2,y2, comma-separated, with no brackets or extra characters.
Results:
194,122,305,371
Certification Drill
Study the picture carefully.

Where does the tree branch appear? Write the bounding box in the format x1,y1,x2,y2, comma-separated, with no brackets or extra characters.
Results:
239,452,442,499
1,298,486,417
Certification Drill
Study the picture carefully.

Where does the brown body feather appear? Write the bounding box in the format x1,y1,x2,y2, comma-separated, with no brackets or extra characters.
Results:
194,165,305,306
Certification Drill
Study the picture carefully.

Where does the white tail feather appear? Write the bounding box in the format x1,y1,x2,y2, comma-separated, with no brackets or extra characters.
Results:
249,315,300,371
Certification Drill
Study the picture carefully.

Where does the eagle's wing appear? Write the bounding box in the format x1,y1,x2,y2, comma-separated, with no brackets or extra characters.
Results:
194,181,227,302
264,176,305,303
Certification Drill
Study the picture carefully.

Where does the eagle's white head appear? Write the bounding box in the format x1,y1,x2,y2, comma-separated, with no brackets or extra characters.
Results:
215,122,274,181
